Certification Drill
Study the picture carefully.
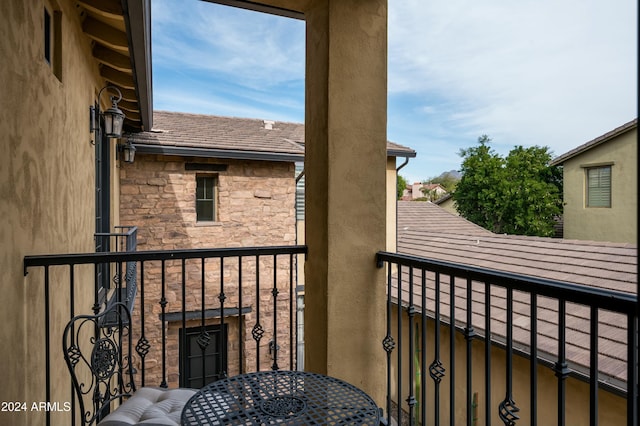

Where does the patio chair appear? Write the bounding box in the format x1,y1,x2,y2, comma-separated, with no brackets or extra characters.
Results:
62,302,197,425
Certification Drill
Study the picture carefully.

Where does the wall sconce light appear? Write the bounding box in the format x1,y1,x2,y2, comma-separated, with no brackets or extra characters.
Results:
118,139,136,164
90,85,126,143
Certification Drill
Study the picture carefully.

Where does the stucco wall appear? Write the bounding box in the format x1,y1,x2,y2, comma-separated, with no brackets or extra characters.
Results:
561,127,637,243
0,1,111,425
119,154,298,385
387,157,398,252
390,306,627,425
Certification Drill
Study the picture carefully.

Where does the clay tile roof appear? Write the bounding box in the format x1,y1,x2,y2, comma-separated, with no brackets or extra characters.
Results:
396,201,637,389
128,111,305,159
398,201,491,236
386,140,417,157
128,111,416,160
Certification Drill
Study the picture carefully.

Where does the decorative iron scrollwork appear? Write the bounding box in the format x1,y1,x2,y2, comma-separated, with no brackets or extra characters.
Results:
429,359,446,383
252,323,265,342
382,335,395,353
91,338,117,380
67,345,82,368
260,396,306,418
136,337,150,358
196,331,211,350
498,397,520,425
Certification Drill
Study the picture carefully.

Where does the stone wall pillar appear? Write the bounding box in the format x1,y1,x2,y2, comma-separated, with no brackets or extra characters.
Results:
304,0,387,404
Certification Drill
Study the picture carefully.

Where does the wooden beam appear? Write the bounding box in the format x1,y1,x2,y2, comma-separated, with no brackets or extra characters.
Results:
92,45,131,72
121,110,141,122
78,0,123,20
100,66,135,89
116,99,140,112
83,16,128,52
115,86,137,102
201,0,304,20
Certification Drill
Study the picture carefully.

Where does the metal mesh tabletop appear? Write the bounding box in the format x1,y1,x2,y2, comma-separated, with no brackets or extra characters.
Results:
181,370,381,425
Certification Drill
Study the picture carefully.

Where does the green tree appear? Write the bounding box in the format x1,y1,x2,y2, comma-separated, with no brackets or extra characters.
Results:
424,172,459,193
397,175,408,199
453,135,562,236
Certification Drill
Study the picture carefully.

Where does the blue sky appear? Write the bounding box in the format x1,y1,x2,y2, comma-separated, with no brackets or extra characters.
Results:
152,0,637,183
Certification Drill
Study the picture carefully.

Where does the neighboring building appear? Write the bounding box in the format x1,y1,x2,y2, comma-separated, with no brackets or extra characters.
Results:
550,118,638,244
122,111,415,384
433,193,457,215
403,182,448,201
392,201,637,425
122,111,305,386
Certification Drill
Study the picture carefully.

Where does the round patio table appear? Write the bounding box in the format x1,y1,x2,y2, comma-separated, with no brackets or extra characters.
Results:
181,370,381,425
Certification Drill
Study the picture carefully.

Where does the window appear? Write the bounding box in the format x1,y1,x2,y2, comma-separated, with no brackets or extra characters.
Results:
586,166,611,208
196,175,217,221
180,324,227,388
44,8,51,64
44,1,62,80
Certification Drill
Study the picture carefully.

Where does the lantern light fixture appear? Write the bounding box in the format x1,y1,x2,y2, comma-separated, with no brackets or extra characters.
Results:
90,85,126,143
118,139,136,164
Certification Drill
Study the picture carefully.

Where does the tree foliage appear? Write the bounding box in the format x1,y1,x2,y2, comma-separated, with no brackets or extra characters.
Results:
397,175,408,199
453,135,562,237
424,172,459,193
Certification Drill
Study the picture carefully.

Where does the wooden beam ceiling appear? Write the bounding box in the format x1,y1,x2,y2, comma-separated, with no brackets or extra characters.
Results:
77,0,147,131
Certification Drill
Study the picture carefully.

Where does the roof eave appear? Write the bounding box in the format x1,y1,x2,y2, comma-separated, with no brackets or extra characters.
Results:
550,118,638,165
387,149,417,158
123,0,153,131
200,0,305,20
133,143,304,163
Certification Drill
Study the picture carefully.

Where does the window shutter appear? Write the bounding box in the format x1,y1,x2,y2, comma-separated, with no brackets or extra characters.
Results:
587,166,611,207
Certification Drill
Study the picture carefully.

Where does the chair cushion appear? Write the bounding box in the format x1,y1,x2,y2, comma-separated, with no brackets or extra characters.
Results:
98,387,197,426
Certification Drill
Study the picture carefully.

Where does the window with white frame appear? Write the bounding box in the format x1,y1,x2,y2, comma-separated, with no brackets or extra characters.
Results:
586,166,611,208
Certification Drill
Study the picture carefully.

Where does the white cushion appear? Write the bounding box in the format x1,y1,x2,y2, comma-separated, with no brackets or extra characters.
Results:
98,387,197,426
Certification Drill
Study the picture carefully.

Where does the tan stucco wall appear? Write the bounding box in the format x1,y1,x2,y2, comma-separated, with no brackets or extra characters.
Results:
1,1,119,424
561,127,637,243
437,197,458,215
304,0,388,404
387,157,398,252
391,306,627,425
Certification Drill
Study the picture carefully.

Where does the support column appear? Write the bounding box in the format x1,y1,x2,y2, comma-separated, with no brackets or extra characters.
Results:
304,0,387,404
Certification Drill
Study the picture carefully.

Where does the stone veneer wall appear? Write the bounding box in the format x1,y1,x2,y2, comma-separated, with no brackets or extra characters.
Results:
119,154,298,387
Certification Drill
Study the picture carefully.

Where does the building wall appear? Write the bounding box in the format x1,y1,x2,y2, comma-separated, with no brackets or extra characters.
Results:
0,1,116,424
119,154,298,386
562,127,637,243
386,157,399,252
390,306,627,425
436,197,458,215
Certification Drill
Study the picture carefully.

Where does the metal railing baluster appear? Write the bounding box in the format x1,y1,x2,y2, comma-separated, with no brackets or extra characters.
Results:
530,293,537,426
589,306,598,426
465,277,474,426
556,300,568,426
407,266,416,426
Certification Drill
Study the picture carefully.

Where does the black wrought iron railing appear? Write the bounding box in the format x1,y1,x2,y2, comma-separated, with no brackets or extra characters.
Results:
23,245,307,426
376,251,639,426
95,226,138,316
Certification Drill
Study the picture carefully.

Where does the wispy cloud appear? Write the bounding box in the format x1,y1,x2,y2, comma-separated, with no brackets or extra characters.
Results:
388,0,637,180
153,0,304,90
151,0,637,182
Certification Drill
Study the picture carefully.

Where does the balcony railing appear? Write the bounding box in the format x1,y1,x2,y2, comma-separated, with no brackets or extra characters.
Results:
23,245,307,426
22,246,638,425
95,226,138,315
376,251,639,426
